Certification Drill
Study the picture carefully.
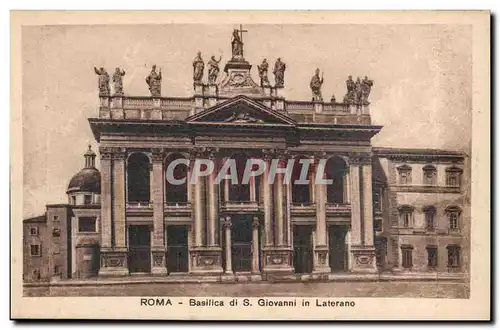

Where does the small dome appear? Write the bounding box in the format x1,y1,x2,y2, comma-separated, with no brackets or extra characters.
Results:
67,145,101,194
67,168,101,194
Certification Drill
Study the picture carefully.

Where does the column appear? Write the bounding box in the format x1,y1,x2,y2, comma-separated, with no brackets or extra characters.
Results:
362,164,375,246
350,162,362,247
262,152,274,246
313,155,330,273
224,217,233,274
349,153,377,273
274,161,285,246
151,149,167,274
99,148,112,248
193,153,206,247
249,176,256,202
207,152,218,247
251,216,260,274
112,149,127,249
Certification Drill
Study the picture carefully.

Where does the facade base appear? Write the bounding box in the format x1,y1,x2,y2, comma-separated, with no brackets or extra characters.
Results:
261,247,294,274
313,246,331,274
98,248,129,277
350,245,378,273
189,246,224,275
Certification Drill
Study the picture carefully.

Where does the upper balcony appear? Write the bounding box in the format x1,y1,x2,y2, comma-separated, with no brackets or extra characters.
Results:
96,95,371,126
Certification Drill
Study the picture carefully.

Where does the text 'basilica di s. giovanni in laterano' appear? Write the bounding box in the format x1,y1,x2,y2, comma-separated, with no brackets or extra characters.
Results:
24,27,469,283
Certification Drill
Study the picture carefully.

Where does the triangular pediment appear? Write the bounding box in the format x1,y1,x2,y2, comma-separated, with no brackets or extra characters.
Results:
186,95,296,126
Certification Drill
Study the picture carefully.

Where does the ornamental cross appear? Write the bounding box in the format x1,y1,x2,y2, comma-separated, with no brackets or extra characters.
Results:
238,24,248,43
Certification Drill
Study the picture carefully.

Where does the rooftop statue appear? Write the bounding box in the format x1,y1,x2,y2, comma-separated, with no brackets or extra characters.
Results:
231,28,244,59
207,55,222,84
361,76,374,104
257,58,270,87
94,67,110,96
192,51,204,84
273,58,286,88
310,68,324,102
112,67,126,96
343,75,355,105
354,77,363,106
145,65,162,97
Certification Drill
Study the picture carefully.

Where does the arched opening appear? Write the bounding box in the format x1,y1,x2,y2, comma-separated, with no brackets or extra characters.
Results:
165,153,188,204
228,153,250,202
291,156,313,204
325,156,348,204
127,153,151,203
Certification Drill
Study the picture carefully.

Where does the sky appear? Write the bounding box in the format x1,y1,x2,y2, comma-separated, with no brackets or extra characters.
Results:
22,24,472,218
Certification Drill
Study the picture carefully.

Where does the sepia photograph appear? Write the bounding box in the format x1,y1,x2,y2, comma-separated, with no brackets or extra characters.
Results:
11,10,490,320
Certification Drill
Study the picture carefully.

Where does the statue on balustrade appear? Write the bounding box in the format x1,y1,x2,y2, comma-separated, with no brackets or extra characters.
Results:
354,77,363,106
112,67,126,96
207,55,222,84
330,93,336,103
257,58,270,87
310,68,324,102
343,75,355,105
273,58,286,88
192,51,204,84
232,29,244,59
361,76,374,104
94,67,110,96
145,65,162,97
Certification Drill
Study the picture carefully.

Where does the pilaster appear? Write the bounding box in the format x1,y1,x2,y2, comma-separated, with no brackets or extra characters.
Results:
151,148,167,275
313,154,331,273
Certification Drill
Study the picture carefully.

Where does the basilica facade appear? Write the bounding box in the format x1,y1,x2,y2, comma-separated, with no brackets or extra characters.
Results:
23,29,468,282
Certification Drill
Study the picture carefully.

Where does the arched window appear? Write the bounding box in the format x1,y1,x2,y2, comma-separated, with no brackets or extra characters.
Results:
165,153,188,204
423,205,436,230
228,153,250,202
445,206,462,231
422,165,437,185
398,205,414,228
397,164,412,185
291,156,313,204
127,153,150,203
446,166,463,187
325,156,348,204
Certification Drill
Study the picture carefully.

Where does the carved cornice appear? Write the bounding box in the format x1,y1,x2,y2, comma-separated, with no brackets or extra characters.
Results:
348,152,371,165
99,147,126,160
151,148,165,162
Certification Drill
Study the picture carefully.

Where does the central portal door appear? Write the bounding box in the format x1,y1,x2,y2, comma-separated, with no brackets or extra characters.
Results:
166,225,189,273
128,225,151,273
231,215,253,272
329,225,347,272
293,225,313,274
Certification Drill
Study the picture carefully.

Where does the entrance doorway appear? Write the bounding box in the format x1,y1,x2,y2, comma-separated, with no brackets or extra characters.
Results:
329,225,348,272
128,225,151,273
228,215,253,272
166,225,189,273
293,225,313,274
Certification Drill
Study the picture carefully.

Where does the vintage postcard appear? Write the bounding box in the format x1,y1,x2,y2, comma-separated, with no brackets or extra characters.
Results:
11,11,490,320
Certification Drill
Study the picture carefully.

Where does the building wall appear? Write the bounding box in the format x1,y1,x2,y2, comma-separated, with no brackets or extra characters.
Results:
23,219,49,281
376,156,468,273
46,205,71,280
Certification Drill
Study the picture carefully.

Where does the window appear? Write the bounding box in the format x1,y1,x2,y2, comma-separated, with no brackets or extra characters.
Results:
374,219,383,232
424,206,436,230
30,244,41,257
401,245,413,269
32,269,41,280
446,206,461,231
398,205,414,228
447,245,461,268
84,195,92,205
127,153,151,203
446,166,463,187
427,246,438,268
78,217,97,233
397,165,412,185
373,186,384,212
422,165,437,185
54,265,60,275
53,215,59,222
29,227,38,236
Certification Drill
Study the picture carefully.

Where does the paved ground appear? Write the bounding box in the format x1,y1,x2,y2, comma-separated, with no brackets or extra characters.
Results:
25,280,469,298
